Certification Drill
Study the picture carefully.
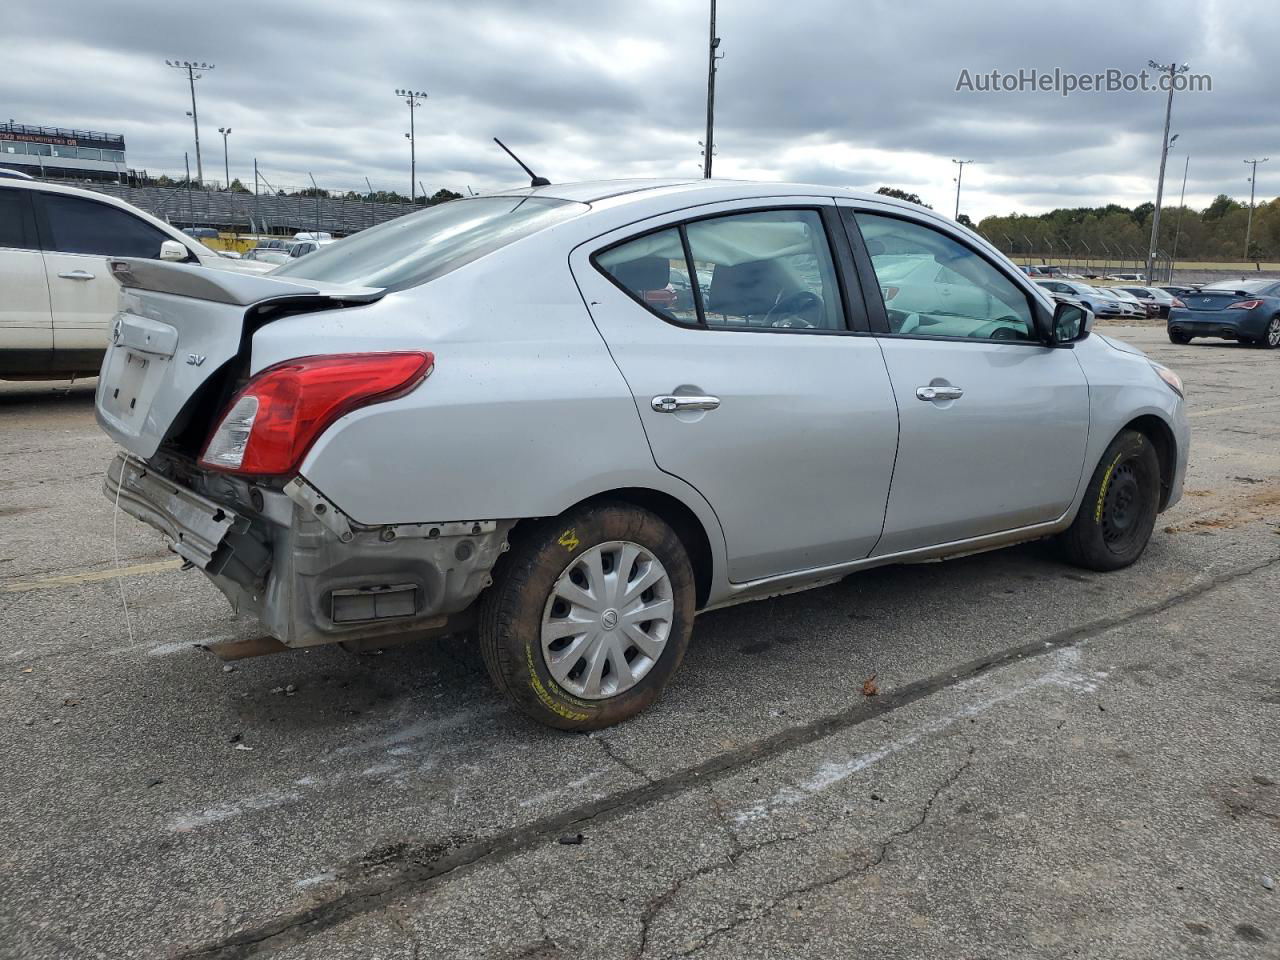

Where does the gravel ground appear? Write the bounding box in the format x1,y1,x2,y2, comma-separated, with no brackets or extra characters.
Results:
1,326,1277,960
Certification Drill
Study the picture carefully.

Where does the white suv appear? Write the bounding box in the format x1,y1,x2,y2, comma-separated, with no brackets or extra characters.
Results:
0,179,269,380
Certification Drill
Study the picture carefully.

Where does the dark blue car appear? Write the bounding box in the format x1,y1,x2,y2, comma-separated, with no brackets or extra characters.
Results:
1167,279,1280,347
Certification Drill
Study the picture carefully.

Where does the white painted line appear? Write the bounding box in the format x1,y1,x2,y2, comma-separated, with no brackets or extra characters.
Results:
1,558,181,593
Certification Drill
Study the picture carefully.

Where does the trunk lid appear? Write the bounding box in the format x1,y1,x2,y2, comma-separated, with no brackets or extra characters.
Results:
95,257,383,460
1183,290,1252,312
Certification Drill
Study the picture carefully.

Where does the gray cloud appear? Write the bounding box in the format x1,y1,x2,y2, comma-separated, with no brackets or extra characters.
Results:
1,0,1274,219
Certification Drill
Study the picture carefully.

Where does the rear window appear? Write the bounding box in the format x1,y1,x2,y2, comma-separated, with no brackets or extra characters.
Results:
1202,279,1272,293
273,196,586,292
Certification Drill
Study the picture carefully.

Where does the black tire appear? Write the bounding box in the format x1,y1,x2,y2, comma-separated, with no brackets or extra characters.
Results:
478,501,696,730
1167,330,1191,344
1059,430,1162,572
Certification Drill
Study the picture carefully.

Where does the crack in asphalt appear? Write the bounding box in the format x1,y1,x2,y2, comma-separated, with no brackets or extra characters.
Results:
655,749,975,959
595,735,655,784
174,554,1280,960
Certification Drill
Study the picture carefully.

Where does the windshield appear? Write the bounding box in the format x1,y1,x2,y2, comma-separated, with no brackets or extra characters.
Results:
273,196,587,291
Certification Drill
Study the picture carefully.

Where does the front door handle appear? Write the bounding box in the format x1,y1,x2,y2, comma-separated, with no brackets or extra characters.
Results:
916,385,964,402
651,395,721,413
58,270,95,281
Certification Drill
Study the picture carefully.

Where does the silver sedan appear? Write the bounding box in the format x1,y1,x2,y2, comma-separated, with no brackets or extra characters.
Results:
95,179,1189,729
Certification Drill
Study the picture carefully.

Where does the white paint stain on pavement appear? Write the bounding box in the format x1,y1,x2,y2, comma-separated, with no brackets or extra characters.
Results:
732,647,1108,825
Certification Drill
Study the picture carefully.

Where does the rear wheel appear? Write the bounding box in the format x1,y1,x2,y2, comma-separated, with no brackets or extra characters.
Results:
1167,330,1191,344
1262,315,1280,349
1059,430,1162,572
478,502,696,730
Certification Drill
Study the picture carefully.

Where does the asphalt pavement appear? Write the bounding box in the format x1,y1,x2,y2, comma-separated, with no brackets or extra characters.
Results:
1,326,1277,959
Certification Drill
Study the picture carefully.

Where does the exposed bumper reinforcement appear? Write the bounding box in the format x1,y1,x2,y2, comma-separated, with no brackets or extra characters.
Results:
104,452,238,569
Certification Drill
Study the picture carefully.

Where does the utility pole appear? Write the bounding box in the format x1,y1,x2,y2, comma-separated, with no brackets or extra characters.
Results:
951,159,977,220
253,157,260,235
396,89,427,205
166,60,215,186
1171,154,1189,274
217,127,231,189
703,0,722,179
1243,157,1269,263
1145,59,1188,283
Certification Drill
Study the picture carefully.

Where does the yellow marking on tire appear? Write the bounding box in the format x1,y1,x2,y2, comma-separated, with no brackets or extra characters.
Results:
557,528,580,552
1,558,182,593
525,643,589,722
1094,453,1124,524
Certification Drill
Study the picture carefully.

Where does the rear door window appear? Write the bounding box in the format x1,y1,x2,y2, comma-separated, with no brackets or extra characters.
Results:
595,208,846,332
38,193,174,258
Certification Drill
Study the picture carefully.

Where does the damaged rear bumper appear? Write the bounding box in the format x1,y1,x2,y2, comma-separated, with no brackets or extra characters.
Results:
105,452,512,649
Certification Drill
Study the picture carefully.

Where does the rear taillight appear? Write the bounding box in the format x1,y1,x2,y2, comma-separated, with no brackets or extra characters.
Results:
199,352,433,476
1171,297,1186,308
1227,299,1263,310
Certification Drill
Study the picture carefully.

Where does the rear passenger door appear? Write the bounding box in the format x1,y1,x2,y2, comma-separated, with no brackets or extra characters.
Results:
0,187,53,372
572,199,900,584
34,192,182,363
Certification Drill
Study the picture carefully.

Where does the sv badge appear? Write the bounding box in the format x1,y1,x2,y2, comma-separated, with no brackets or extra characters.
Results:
186,354,206,367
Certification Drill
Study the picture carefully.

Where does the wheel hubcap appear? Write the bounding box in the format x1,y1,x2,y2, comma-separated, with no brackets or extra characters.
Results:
1268,318,1280,346
540,540,674,700
1101,463,1142,546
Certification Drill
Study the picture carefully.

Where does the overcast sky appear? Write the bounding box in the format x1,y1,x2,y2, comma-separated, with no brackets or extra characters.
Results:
3,0,1274,221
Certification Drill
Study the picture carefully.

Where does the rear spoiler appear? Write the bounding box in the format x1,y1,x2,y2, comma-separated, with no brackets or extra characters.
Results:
107,258,384,307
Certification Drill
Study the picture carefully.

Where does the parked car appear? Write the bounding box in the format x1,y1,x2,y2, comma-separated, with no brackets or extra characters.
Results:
0,167,36,180
1105,285,1159,318
242,247,292,266
1109,272,1147,283
1167,278,1280,347
96,180,1188,729
1034,280,1134,319
1119,286,1177,318
0,179,270,380
287,238,336,258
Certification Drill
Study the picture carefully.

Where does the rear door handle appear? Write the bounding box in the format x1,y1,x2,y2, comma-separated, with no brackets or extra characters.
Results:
58,270,95,281
651,395,721,413
916,385,964,402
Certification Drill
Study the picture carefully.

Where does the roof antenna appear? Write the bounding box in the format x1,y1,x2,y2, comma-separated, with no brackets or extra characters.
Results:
493,137,550,187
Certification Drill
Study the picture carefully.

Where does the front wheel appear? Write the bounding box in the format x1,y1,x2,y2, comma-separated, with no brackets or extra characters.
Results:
478,502,696,730
1058,430,1162,571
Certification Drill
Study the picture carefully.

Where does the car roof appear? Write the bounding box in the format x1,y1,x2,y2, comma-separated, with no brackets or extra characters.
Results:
479,177,934,211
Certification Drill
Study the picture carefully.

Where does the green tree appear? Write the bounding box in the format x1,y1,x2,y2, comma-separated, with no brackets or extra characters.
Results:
876,187,932,209
1203,194,1241,220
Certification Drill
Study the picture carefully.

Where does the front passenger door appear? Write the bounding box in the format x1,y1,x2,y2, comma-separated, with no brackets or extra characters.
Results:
842,206,1090,556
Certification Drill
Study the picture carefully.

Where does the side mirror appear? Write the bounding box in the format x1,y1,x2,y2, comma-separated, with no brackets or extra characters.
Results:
1050,301,1092,345
160,240,189,262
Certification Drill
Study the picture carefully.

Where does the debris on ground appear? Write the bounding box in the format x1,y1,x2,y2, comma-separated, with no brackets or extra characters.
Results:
557,833,584,845
862,674,879,697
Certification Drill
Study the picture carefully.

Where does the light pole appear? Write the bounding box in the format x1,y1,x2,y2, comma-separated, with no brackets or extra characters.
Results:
1171,153,1189,274
1145,59,1188,283
395,89,427,205
952,159,978,220
703,0,723,179
1243,157,1269,263
166,60,215,186
217,127,231,189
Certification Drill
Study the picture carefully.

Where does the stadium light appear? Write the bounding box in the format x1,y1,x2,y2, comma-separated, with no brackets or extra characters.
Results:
217,127,232,190
395,88,428,205
167,59,216,186
1145,59,1189,283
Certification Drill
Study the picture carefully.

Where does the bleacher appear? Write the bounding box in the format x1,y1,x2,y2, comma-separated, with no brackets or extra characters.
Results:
43,179,416,236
